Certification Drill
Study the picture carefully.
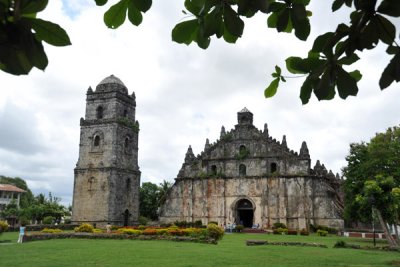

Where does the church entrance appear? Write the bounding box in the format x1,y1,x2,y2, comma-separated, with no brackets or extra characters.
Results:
236,199,253,228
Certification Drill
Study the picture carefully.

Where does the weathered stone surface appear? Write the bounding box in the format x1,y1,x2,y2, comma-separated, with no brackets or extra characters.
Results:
159,108,343,230
72,75,140,227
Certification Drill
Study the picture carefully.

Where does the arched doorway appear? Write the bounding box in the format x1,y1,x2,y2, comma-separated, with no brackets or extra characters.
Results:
236,199,253,228
123,209,130,226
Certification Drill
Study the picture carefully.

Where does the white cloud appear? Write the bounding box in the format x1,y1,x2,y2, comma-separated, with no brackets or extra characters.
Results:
0,1,399,206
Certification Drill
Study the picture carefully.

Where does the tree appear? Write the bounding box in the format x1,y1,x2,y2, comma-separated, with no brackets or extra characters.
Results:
2,1,399,103
139,182,160,220
139,180,172,220
343,126,400,248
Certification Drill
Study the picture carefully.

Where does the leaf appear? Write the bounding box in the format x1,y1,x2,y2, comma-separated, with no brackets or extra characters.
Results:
349,70,362,82
127,1,142,26
223,5,244,37
291,5,310,41
132,0,152,13
276,8,290,32
300,77,313,104
264,78,279,98
375,15,395,45
222,26,239,43
26,18,71,46
204,8,223,36
254,0,270,13
20,0,48,14
314,67,334,100
195,25,211,49
377,0,400,17
379,52,400,89
94,0,108,6
267,12,278,28
312,32,334,53
184,0,204,15
104,0,128,29
24,35,48,70
286,56,309,74
172,19,198,44
275,65,281,75
338,53,360,65
332,0,345,12
336,66,359,99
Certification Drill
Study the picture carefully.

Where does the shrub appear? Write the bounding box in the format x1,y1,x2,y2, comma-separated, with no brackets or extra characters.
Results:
273,228,288,235
287,230,298,235
317,230,328,236
156,229,168,235
235,225,244,232
93,228,103,233
64,218,72,224
208,221,218,226
272,222,287,229
0,220,9,234
138,225,146,230
300,229,309,236
138,216,149,226
41,228,62,233
42,216,54,225
160,223,172,228
19,217,30,226
207,223,224,241
119,228,142,235
74,223,94,233
333,240,346,248
194,220,203,228
142,228,157,235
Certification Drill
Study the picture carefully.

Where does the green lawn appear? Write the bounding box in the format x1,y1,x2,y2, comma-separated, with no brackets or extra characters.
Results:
0,232,399,266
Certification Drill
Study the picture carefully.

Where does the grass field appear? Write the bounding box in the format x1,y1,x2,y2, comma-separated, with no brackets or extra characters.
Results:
0,231,399,266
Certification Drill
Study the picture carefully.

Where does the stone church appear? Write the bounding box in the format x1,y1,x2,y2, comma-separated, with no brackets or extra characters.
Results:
72,75,140,226
159,108,344,230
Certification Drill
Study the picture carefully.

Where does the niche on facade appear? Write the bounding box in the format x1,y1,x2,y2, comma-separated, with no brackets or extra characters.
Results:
96,106,104,119
239,164,246,176
270,162,278,174
210,165,217,176
88,177,96,192
237,145,250,160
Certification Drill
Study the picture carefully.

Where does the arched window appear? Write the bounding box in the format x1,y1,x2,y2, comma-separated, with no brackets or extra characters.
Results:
239,145,246,153
211,165,217,175
94,136,101,146
239,164,246,176
123,109,128,117
96,106,104,119
270,162,277,173
126,178,131,189
125,137,130,148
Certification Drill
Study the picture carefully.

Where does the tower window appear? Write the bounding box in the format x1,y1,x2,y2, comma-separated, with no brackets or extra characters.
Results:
126,178,131,189
239,164,246,176
123,109,128,117
96,106,104,119
271,163,277,173
94,136,101,146
239,145,246,153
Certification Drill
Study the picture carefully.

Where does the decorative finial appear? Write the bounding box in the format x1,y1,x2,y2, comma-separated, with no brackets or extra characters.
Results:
204,138,210,151
299,141,310,158
184,145,195,163
263,123,269,137
87,86,93,94
282,135,287,148
220,126,226,139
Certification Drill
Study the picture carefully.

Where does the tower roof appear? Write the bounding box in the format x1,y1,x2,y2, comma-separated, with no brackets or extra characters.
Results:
239,107,251,113
96,75,128,94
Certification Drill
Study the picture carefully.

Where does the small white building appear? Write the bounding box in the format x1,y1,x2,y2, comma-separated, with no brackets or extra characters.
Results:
0,184,26,211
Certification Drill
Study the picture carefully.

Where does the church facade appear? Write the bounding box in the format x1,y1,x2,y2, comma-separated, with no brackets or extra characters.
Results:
72,75,140,226
159,108,343,230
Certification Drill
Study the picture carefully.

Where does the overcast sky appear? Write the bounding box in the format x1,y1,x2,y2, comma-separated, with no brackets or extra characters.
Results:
1,1,399,206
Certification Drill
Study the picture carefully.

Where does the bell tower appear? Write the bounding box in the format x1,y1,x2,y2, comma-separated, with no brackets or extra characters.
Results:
72,75,140,226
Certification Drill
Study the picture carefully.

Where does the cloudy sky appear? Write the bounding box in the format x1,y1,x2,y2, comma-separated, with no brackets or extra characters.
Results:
1,1,399,206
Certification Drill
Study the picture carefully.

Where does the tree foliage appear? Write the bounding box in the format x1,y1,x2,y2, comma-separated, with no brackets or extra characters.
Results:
0,0,71,75
139,180,172,220
342,126,400,247
1,0,399,104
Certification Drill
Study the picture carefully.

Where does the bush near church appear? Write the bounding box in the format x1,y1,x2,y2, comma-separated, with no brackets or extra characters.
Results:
0,220,9,234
